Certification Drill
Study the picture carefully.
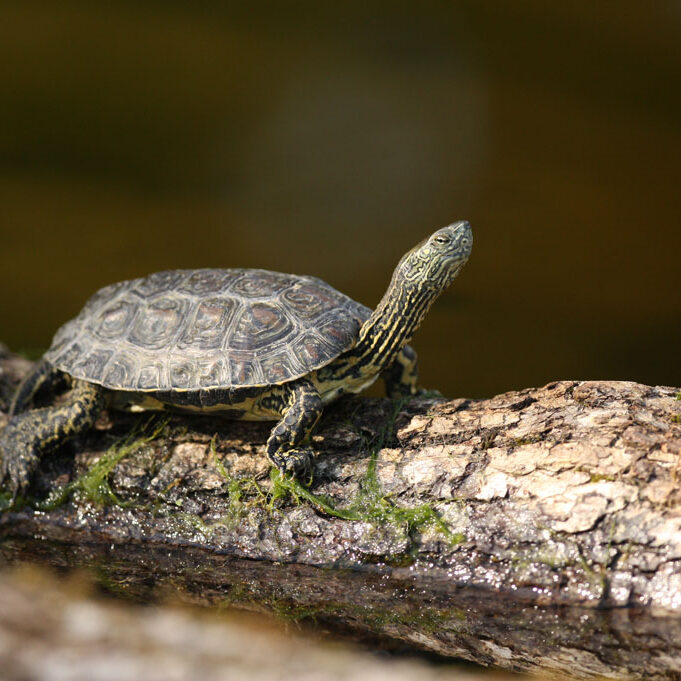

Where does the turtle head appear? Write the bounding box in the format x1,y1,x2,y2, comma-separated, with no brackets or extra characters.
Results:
352,220,472,371
397,220,473,293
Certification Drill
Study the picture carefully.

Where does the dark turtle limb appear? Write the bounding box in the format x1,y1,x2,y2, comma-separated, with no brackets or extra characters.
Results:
0,379,105,500
8,359,65,417
265,379,323,478
381,344,419,398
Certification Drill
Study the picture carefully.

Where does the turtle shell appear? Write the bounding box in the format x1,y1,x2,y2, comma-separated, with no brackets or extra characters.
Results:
44,269,371,392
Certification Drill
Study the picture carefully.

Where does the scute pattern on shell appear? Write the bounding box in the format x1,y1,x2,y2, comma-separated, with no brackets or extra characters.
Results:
44,269,371,391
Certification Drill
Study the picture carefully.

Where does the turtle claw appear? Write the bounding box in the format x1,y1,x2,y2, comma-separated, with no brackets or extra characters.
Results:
271,446,313,480
0,425,39,503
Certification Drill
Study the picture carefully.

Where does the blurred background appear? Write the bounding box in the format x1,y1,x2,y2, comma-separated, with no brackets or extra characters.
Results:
1,0,680,399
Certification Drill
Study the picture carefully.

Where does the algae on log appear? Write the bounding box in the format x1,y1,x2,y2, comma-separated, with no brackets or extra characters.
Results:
2,346,681,679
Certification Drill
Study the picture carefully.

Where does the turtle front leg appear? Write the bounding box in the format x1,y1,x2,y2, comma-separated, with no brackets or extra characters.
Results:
382,344,420,398
265,379,323,478
0,379,105,500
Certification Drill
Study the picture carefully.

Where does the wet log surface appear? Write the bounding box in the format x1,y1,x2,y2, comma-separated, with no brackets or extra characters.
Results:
0,566,519,681
2,345,681,679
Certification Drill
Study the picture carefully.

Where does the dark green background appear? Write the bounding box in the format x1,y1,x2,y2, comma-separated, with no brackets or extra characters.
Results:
1,1,680,398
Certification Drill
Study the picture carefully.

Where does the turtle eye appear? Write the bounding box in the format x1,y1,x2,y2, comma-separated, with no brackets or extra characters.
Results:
433,234,450,245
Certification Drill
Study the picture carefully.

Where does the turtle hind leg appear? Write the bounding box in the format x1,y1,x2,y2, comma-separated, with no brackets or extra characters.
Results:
265,379,323,479
9,359,65,418
0,379,105,500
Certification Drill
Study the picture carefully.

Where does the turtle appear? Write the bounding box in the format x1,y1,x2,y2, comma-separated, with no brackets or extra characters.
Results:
0,221,472,498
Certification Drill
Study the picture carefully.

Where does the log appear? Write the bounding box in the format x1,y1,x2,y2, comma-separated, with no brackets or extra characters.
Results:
0,566,519,681
2,344,681,680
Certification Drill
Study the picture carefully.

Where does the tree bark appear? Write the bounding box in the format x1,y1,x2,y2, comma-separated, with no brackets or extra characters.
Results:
2,344,681,680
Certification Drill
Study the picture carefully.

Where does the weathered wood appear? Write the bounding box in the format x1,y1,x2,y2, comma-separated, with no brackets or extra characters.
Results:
2,345,681,679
